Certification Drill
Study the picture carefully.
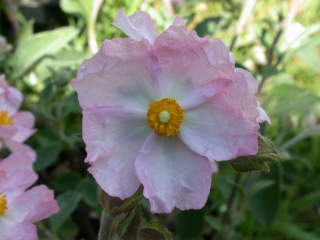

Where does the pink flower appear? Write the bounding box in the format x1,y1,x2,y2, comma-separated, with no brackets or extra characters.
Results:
0,75,35,146
0,148,59,240
0,75,59,239
73,10,269,213
0,185,59,240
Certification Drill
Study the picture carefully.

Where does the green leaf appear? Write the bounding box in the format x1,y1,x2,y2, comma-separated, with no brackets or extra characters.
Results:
291,190,320,210
275,222,319,240
139,222,173,240
49,191,82,231
8,27,78,78
298,45,320,73
52,173,83,192
195,17,223,37
249,167,280,226
34,144,62,171
77,178,99,208
57,219,79,239
205,216,223,233
52,50,89,67
231,135,282,172
267,83,320,117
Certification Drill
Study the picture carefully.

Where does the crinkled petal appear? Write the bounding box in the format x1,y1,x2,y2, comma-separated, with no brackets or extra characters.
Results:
180,70,260,161
113,9,157,44
8,185,59,223
135,134,214,213
72,38,158,110
203,38,235,72
83,106,149,199
153,25,233,108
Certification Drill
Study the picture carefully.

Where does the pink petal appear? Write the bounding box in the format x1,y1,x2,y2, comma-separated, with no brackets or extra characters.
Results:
10,185,59,223
153,25,233,108
0,143,37,191
203,38,235,72
135,134,214,213
113,9,157,44
0,111,35,143
72,38,157,110
0,75,23,114
0,222,37,240
257,102,271,124
180,70,260,161
83,107,149,199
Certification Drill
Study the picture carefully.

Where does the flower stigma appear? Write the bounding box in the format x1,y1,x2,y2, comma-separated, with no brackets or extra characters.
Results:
147,98,184,136
0,193,8,215
0,111,14,126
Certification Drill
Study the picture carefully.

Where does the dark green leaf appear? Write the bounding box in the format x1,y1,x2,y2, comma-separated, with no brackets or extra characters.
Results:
34,145,62,171
50,191,82,231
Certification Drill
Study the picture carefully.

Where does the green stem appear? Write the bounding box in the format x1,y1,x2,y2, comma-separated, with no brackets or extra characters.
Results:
97,209,112,240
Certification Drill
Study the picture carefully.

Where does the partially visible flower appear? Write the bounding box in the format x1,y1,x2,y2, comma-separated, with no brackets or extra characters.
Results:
0,184,59,240
0,141,59,240
0,75,35,146
73,10,270,213
0,75,59,239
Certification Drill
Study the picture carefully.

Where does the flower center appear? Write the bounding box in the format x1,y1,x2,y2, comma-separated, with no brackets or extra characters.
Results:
147,98,184,136
0,111,14,126
0,193,7,215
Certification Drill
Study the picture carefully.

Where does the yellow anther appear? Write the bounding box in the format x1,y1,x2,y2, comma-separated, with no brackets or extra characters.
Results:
0,111,14,126
0,193,7,215
147,98,184,136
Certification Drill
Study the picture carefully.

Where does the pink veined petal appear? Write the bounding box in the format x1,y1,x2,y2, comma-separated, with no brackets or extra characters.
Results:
0,221,37,240
72,38,158,110
9,185,59,223
0,75,23,114
233,69,271,124
135,134,214,213
180,78,232,109
113,9,157,44
203,38,235,72
180,70,260,161
236,68,258,95
152,24,233,109
83,106,149,199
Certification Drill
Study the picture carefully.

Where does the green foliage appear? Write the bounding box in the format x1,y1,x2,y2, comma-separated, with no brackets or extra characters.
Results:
1,0,320,239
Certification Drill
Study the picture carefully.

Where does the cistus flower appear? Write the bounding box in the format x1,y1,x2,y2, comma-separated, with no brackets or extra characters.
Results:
0,75,35,147
0,145,59,240
73,10,270,213
0,75,59,239
0,184,59,240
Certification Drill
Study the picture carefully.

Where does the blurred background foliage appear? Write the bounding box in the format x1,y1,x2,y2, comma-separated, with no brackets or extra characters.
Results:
1,0,320,239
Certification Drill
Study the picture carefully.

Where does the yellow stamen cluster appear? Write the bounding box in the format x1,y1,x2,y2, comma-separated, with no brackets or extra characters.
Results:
147,98,184,136
0,111,14,126
0,193,7,215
